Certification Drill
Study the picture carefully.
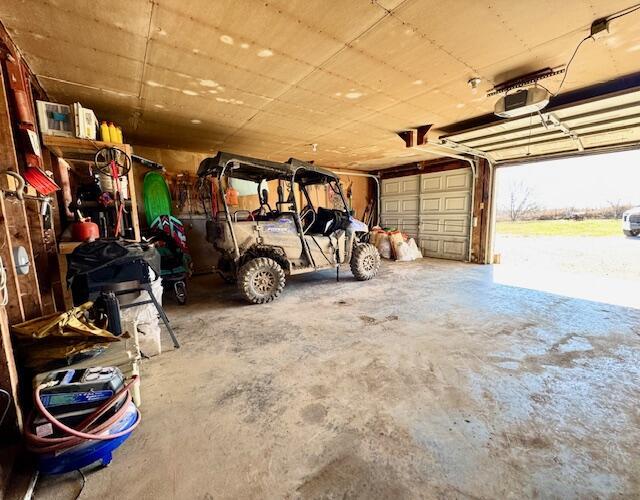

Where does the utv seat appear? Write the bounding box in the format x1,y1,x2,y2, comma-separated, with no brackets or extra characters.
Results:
255,211,297,223
307,207,349,236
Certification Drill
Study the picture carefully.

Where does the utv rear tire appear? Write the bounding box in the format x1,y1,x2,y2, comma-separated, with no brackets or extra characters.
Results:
238,257,285,304
350,243,380,281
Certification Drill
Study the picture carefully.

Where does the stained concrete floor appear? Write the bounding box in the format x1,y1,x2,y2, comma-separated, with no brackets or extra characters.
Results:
36,259,640,499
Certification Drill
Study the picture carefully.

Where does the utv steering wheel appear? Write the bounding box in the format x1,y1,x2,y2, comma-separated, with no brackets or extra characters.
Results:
251,207,278,219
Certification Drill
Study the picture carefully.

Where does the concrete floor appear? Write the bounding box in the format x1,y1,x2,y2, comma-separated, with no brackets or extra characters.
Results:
493,234,640,309
37,259,640,499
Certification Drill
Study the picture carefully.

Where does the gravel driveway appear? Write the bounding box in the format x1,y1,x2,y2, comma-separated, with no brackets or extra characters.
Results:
494,234,640,308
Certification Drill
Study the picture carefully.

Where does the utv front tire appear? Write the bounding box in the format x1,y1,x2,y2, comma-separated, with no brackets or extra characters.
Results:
624,229,639,237
238,257,285,304
350,243,380,281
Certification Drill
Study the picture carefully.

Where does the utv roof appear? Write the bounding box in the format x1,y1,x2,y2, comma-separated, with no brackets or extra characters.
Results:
197,151,338,185
286,158,338,185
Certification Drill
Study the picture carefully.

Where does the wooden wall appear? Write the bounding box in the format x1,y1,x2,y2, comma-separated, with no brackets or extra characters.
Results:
470,158,493,264
0,29,63,439
130,146,206,228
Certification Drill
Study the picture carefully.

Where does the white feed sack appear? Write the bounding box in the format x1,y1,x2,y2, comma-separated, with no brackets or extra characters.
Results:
395,241,413,261
408,238,423,259
394,238,423,262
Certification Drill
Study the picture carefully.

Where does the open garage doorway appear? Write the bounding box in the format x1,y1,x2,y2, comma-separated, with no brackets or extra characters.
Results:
492,149,640,309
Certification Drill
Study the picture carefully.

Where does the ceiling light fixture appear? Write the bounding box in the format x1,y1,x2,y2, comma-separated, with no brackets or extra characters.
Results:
467,77,481,93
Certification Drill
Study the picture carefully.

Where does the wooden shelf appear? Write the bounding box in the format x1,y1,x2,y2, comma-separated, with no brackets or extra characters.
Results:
42,136,141,243
58,241,83,255
42,135,127,162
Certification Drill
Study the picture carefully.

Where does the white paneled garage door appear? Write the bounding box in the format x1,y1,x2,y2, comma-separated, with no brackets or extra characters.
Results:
419,169,472,260
381,169,472,261
380,174,420,239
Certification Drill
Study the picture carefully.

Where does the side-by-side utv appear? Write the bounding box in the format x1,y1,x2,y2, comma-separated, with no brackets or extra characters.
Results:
197,152,380,304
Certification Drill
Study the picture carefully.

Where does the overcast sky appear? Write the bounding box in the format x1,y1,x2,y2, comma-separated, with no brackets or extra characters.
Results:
495,149,640,210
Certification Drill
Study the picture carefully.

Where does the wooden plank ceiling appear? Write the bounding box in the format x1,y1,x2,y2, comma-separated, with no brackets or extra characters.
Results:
1,0,639,169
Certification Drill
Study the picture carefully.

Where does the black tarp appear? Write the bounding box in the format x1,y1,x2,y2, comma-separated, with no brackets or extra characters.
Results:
66,239,160,305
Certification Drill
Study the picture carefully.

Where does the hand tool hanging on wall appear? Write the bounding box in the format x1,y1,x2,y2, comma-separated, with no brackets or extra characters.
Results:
132,155,163,171
188,174,199,216
196,176,217,218
172,172,194,213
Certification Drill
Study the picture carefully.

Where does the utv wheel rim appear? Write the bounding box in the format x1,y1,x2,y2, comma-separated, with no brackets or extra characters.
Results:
253,270,276,294
362,254,375,272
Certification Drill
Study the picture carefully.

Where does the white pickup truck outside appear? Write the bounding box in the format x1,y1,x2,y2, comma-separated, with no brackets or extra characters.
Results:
622,206,640,237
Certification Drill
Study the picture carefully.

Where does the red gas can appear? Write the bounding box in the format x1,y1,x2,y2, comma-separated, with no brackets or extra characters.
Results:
72,219,100,242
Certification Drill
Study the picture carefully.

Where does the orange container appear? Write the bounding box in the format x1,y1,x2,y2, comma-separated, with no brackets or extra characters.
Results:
72,219,100,242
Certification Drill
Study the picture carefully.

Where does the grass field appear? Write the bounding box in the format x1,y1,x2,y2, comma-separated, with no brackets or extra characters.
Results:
496,218,621,237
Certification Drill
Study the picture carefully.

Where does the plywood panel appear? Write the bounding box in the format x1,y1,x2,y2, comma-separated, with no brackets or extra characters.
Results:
334,173,372,221
0,194,24,324
24,199,56,315
0,65,25,324
0,306,22,436
2,196,44,320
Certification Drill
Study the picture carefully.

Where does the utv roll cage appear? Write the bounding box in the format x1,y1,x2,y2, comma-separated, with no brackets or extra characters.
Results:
197,152,340,184
197,151,351,267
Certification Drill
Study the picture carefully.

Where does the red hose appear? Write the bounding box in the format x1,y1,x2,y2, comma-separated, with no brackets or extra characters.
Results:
25,375,141,453
25,392,134,454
